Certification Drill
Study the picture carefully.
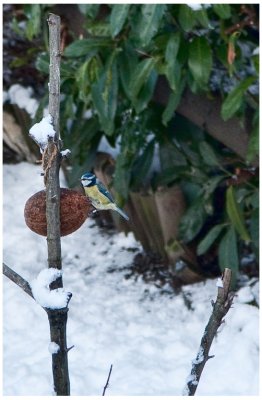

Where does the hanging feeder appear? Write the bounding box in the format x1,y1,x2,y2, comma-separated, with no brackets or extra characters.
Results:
24,188,91,236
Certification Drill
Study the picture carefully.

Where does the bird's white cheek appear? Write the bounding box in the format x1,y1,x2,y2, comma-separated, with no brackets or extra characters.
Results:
82,180,92,186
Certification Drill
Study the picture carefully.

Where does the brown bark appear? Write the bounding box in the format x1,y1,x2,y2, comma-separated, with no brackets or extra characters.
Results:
45,13,70,396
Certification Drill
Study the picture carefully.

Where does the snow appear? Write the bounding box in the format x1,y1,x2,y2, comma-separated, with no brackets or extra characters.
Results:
61,149,71,157
30,268,71,309
29,114,56,152
7,84,39,118
237,286,255,304
192,346,204,364
48,342,60,355
187,3,203,11
3,162,259,396
216,277,224,288
97,135,120,159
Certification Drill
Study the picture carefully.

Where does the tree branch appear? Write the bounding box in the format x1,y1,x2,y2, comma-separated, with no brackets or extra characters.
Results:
183,268,234,396
102,364,113,396
3,262,34,299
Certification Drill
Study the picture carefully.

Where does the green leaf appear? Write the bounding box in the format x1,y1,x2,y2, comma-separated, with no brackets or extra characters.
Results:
221,76,256,120
203,175,225,199
137,4,166,46
213,4,231,19
246,119,259,163
195,9,210,28
180,142,200,167
226,186,251,242
76,60,91,102
133,69,157,113
78,4,100,18
249,191,259,209
154,166,186,186
218,226,238,288
179,197,207,242
114,152,131,200
252,54,259,75
165,32,181,91
162,78,186,126
129,58,156,100
199,141,220,166
91,56,118,135
70,117,100,154
110,4,130,37
188,37,212,88
159,141,187,170
178,5,196,32
86,21,111,37
36,53,74,78
36,53,49,74
24,4,41,40
197,224,226,255
250,208,259,249
64,38,111,57
118,45,138,98
132,141,155,187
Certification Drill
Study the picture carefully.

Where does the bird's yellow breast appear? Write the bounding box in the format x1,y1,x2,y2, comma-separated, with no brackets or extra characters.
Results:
84,185,111,208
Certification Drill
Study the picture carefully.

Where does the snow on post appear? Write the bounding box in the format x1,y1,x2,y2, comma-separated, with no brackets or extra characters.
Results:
30,268,71,309
216,277,224,288
48,342,60,354
29,114,56,153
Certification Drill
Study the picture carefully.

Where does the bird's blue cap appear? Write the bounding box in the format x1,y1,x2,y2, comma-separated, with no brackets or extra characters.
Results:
80,172,96,187
81,172,95,180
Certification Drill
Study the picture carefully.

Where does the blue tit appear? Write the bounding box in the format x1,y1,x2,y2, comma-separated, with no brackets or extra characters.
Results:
80,172,129,221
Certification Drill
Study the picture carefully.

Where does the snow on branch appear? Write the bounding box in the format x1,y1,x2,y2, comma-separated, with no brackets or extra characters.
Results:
183,268,234,396
30,268,72,309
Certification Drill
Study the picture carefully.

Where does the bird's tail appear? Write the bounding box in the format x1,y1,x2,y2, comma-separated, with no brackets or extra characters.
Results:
115,206,129,221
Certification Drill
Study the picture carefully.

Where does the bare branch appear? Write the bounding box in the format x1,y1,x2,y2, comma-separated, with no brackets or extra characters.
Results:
45,13,62,280
102,364,113,396
183,268,234,396
3,262,34,299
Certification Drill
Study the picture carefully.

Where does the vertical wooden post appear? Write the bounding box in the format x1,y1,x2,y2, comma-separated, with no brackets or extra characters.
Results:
45,13,71,396
46,13,62,277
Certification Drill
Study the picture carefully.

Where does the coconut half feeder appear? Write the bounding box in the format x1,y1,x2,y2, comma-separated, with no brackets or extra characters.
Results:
24,188,91,236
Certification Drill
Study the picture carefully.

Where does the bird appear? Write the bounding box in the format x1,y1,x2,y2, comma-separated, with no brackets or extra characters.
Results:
80,172,129,221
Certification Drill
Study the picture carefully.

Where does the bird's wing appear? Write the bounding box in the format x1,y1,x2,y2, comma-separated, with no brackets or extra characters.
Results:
97,180,115,203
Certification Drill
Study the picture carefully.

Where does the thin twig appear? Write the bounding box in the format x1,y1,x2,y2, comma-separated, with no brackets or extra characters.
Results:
102,364,113,396
3,262,34,299
183,268,234,396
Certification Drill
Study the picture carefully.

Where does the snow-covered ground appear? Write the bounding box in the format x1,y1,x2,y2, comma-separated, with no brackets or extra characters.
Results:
3,162,259,396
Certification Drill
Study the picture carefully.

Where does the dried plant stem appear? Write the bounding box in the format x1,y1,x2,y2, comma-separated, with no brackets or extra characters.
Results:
102,364,113,396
